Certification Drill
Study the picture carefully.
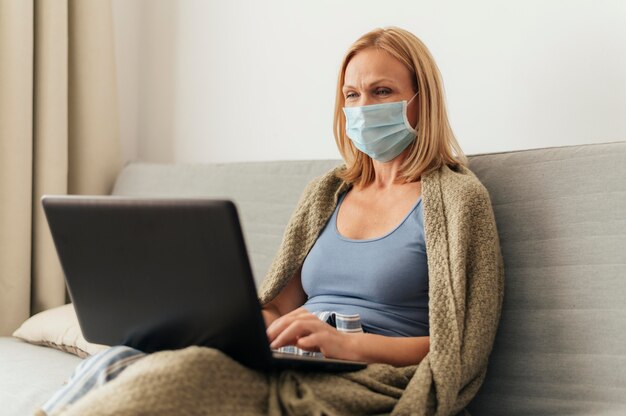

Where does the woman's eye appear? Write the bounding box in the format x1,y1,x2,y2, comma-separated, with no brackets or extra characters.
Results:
374,88,391,96
345,92,357,99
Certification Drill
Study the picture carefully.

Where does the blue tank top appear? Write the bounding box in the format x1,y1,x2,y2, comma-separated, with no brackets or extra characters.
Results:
301,190,429,337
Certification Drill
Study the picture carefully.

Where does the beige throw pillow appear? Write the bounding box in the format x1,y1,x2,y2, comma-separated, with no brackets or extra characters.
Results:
12,303,108,358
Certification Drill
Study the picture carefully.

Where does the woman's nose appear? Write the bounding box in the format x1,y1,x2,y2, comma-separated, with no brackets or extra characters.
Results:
357,94,375,107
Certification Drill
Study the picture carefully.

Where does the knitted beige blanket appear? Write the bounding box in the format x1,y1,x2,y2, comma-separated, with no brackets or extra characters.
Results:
55,164,504,416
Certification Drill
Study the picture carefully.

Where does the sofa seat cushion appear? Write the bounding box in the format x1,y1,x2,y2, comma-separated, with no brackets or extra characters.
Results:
0,337,82,415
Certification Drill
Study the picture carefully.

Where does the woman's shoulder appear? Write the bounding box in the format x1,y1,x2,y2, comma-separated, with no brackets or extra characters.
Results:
432,163,492,205
424,164,498,232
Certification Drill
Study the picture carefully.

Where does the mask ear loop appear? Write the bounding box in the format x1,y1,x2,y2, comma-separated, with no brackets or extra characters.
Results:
403,92,419,135
407,91,419,105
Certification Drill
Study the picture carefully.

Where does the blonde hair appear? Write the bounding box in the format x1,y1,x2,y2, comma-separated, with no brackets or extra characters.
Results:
333,27,467,186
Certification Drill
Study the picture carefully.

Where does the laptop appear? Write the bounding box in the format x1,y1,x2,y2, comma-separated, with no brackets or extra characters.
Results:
41,195,366,372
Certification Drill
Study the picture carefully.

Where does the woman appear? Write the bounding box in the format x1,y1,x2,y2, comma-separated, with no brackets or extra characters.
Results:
39,27,503,416
263,38,435,366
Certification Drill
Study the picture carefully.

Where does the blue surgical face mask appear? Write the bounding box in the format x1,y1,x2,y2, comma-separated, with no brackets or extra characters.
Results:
343,93,418,162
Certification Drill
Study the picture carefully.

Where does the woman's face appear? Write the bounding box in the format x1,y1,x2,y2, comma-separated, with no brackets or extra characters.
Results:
342,47,419,129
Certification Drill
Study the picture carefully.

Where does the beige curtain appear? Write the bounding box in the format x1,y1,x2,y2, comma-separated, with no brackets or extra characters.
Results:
0,0,122,335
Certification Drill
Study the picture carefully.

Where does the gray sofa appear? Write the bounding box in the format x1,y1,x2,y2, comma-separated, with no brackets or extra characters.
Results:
1,142,625,415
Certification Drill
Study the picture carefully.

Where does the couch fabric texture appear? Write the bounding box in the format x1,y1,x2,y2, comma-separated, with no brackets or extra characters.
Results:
0,142,624,415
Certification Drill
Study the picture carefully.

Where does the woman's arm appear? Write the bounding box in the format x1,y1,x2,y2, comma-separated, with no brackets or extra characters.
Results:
261,265,306,327
261,268,430,366
344,333,429,367
267,307,430,366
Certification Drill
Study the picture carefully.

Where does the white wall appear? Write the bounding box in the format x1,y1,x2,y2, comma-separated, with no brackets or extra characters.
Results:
113,0,626,164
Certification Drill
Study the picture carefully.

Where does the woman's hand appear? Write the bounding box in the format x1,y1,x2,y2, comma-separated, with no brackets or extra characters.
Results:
265,307,358,361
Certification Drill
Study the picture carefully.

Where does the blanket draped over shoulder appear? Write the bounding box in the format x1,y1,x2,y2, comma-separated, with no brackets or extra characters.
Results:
54,164,504,416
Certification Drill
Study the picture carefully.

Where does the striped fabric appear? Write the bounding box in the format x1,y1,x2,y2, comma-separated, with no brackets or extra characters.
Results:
41,312,363,415
41,346,145,415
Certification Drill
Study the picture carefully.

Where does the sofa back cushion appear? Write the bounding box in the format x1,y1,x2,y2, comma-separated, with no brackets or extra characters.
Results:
112,160,341,287
467,142,626,415
112,141,626,414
